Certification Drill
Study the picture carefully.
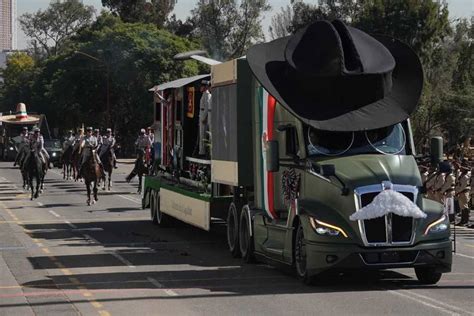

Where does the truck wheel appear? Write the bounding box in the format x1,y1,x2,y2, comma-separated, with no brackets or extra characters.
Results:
227,202,241,258
415,267,442,285
152,191,169,227
150,190,159,225
142,188,149,209
239,206,255,263
294,222,314,285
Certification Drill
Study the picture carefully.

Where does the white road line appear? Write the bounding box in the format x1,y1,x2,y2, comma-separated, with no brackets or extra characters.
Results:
49,170,62,176
110,252,136,269
64,220,78,229
454,252,474,260
146,277,163,288
118,194,141,204
83,234,100,244
386,288,459,315
37,202,43,207
400,289,471,315
48,210,61,218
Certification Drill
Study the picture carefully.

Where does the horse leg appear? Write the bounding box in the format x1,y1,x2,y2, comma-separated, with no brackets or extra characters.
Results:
93,182,98,202
137,174,142,194
29,177,34,200
108,171,112,190
34,177,40,199
86,181,91,206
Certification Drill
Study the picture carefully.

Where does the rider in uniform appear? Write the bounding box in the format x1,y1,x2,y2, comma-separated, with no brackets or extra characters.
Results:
135,129,152,156
78,127,101,177
62,130,75,152
100,128,117,169
14,127,30,167
31,127,50,169
94,129,103,147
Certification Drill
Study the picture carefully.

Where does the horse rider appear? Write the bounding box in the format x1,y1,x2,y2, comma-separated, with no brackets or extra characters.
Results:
62,130,75,151
78,127,102,177
99,128,118,169
135,128,152,163
14,127,30,167
94,129,103,147
31,127,51,169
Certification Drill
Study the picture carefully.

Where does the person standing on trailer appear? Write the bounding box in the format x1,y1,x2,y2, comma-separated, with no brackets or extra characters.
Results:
199,80,212,156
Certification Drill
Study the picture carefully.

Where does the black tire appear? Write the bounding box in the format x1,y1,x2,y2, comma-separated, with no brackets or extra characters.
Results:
415,267,442,285
142,188,149,209
239,206,255,263
294,222,314,285
227,202,241,258
150,190,159,225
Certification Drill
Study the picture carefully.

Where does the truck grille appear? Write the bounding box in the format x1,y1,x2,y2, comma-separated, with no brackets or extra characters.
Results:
357,188,416,246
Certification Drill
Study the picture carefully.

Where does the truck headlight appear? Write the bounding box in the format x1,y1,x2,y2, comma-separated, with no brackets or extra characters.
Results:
424,215,449,235
9,147,14,151
309,217,348,238
52,152,57,157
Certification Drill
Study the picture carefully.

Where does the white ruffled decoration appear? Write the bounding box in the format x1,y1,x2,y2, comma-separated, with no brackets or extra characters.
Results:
350,190,427,221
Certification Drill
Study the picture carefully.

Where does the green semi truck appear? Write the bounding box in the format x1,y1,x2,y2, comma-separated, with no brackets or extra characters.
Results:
143,21,452,284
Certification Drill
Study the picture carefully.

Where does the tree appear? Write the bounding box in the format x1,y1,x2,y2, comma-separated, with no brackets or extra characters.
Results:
191,0,270,60
101,0,175,27
165,14,196,39
0,53,37,111
19,0,95,57
269,5,292,40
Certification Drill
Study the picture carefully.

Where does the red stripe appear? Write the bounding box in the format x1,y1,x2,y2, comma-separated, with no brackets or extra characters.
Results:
267,95,277,219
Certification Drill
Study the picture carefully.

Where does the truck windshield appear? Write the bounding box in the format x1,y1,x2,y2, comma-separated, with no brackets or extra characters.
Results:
306,123,407,157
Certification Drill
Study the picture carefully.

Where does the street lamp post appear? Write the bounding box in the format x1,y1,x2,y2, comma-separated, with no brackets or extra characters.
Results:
74,51,111,127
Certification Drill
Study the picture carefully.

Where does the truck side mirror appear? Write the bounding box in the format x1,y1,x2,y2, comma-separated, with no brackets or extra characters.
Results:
266,140,279,172
321,164,336,177
430,136,443,164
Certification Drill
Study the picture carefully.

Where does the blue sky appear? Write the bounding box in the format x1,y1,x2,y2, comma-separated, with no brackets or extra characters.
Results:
16,0,474,49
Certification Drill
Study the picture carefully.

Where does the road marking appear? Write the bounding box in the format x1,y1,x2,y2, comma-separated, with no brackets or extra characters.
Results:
118,194,141,204
463,244,474,249
41,248,51,254
146,277,163,288
454,252,474,260
0,246,25,251
64,220,78,229
61,269,73,276
48,210,61,218
98,311,111,316
83,234,100,244
398,289,470,315
54,261,65,268
91,301,103,308
386,288,459,315
110,253,136,268
31,227,104,233
37,202,43,207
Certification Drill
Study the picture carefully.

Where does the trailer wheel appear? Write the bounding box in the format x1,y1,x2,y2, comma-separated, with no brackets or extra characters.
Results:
227,202,241,258
294,222,314,285
150,190,159,225
415,267,442,285
151,190,169,227
142,188,149,209
239,206,255,263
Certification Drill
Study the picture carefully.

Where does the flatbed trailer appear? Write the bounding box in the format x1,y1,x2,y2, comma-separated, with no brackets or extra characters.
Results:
143,21,452,285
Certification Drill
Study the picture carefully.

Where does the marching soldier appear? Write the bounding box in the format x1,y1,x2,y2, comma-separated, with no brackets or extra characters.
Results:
425,165,438,201
432,167,446,204
455,163,471,225
439,161,456,220
100,128,117,169
460,136,473,161
14,127,30,167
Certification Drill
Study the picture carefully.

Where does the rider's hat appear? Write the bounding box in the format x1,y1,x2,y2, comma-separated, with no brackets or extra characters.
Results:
33,127,40,133
94,128,99,133
22,126,28,131
106,128,112,133
140,128,146,134
86,126,93,131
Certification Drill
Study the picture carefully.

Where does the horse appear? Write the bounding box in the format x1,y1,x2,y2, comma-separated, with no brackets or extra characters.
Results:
71,142,82,181
22,150,45,200
16,145,29,189
99,145,113,191
79,147,102,206
62,144,74,180
126,149,149,194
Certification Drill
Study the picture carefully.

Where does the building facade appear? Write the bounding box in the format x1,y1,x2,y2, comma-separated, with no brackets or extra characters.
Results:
0,0,16,51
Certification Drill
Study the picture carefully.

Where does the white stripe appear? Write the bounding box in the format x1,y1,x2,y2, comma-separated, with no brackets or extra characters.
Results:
37,202,43,207
110,252,136,268
48,210,60,218
386,288,459,315
64,220,78,229
400,289,470,315
146,277,163,288
455,252,474,260
118,194,141,204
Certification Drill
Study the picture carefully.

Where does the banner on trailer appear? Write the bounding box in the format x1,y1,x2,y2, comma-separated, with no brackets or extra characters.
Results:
187,87,195,118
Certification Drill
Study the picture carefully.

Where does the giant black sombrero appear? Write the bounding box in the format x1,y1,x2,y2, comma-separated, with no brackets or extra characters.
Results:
247,20,423,131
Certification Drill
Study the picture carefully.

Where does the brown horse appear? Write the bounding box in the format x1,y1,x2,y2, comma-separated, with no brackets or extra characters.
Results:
126,149,149,193
79,147,102,205
100,145,113,191
71,142,81,181
62,144,74,180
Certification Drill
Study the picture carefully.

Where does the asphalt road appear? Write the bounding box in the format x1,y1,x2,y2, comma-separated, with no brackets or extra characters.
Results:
0,161,473,316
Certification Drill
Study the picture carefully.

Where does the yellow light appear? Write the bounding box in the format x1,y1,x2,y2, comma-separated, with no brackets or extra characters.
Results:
424,215,447,235
309,217,348,238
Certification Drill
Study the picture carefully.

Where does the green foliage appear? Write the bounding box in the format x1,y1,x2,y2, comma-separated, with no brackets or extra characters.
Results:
19,0,95,57
0,53,37,111
101,0,175,27
191,0,270,60
28,14,200,149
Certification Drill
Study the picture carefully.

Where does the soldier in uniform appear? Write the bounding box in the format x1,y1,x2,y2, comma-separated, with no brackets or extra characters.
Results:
94,129,103,147
460,136,472,161
198,80,212,156
455,162,471,225
432,167,446,204
78,127,101,177
439,161,456,221
62,130,75,152
425,165,438,201
14,127,30,167
100,128,117,169
31,127,50,169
